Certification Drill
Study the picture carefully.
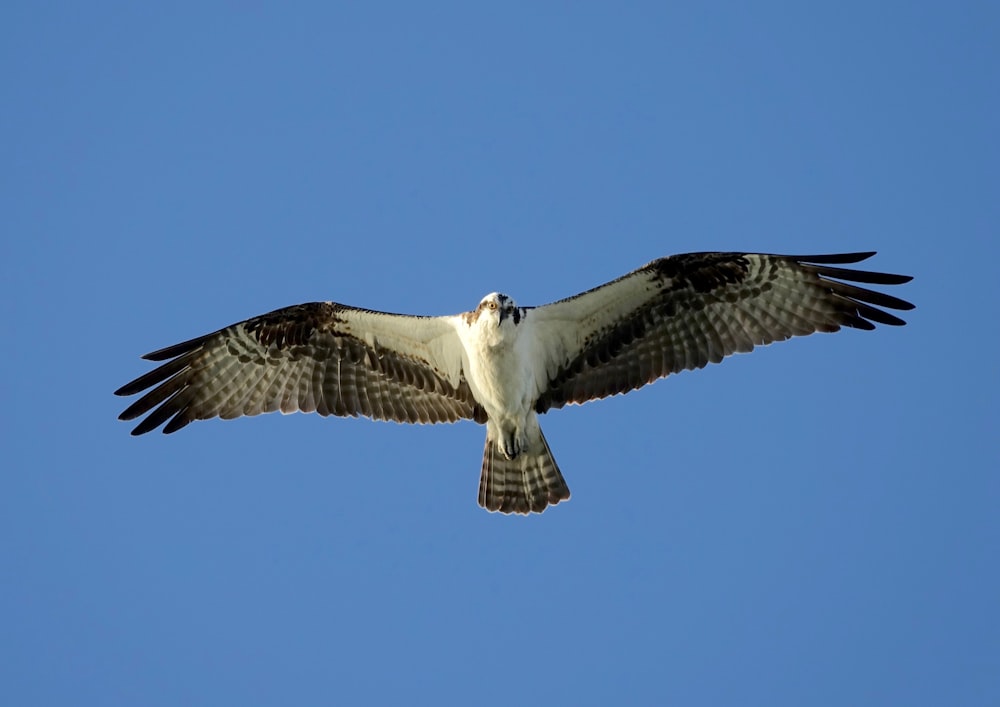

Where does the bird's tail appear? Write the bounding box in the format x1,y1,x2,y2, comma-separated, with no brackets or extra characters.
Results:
478,427,570,514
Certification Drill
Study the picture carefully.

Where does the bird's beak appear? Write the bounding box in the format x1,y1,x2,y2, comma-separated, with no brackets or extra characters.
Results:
498,308,507,327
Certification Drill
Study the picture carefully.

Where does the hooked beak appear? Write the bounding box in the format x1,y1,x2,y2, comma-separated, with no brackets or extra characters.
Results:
497,307,506,327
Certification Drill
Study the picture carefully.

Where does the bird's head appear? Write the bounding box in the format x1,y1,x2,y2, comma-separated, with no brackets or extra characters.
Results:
476,292,519,328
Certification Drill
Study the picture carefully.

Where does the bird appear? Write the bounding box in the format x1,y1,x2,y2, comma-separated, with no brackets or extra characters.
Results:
116,251,913,514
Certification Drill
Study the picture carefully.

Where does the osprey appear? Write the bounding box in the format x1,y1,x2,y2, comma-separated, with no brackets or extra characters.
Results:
116,251,913,514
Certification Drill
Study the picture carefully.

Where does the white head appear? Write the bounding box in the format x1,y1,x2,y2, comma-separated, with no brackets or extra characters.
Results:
474,292,520,328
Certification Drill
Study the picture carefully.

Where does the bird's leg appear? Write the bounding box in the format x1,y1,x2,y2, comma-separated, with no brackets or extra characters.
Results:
497,425,526,460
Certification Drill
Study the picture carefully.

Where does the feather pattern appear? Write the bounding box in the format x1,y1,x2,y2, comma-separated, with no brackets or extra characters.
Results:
532,252,913,411
117,251,913,514
116,302,484,435
479,427,569,514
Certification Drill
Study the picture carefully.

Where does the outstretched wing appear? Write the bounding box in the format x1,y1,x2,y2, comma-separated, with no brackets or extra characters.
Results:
116,302,485,435
531,252,914,412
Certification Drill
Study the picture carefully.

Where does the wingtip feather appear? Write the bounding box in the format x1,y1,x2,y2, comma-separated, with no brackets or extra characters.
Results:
792,251,877,265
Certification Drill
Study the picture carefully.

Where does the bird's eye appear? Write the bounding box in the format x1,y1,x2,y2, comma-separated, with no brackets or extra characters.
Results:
487,301,497,310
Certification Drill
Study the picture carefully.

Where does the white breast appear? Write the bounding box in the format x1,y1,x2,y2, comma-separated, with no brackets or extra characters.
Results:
454,315,540,425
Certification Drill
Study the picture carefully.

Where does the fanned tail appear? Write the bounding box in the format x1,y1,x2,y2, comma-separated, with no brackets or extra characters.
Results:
478,428,570,514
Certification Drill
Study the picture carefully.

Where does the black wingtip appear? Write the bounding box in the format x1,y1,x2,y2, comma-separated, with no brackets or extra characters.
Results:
140,332,214,361
894,292,916,309
794,251,877,265
882,273,914,286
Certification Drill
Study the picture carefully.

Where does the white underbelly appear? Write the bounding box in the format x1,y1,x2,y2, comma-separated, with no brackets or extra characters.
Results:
468,347,536,423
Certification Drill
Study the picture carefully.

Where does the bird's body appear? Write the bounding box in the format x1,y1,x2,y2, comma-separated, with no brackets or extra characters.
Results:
456,294,537,456
116,251,914,514
451,293,569,511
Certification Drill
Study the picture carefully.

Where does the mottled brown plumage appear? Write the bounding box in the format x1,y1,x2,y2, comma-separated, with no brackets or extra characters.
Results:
533,252,912,412
117,251,913,514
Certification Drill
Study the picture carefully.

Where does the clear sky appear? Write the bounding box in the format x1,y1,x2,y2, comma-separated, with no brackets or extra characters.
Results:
3,2,998,705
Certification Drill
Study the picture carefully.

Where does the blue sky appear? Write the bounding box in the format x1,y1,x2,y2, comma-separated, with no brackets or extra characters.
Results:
3,2,998,705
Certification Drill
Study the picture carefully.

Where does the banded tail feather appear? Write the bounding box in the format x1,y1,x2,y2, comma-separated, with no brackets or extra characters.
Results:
479,428,570,514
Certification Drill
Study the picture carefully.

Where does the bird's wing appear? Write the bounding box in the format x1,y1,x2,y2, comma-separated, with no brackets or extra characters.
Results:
529,252,914,412
116,302,485,434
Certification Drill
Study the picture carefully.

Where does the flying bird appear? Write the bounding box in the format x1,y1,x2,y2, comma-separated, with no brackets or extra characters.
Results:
116,251,913,514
